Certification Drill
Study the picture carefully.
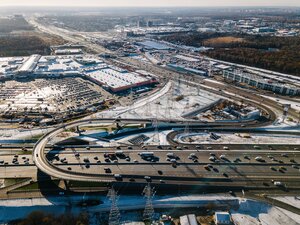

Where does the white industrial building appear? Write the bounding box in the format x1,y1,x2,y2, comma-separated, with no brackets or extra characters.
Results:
179,214,198,225
86,66,157,92
223,69,300,95
16,54,41,77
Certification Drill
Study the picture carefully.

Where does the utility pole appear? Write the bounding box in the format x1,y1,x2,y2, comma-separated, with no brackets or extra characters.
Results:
107,187,120,225
143,183,155,222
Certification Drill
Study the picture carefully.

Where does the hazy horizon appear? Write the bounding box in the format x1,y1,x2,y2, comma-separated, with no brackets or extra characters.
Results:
0,0,300,7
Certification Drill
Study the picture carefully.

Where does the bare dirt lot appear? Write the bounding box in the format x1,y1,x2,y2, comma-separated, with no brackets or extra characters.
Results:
204,36,245,46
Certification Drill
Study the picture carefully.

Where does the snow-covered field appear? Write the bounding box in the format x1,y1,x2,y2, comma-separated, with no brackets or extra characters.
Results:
95,81,221,120
260,94,300,112
178,132,300,144
232,199,300,225
0,194,299,225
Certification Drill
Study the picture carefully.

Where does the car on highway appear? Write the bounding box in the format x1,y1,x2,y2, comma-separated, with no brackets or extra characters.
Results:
233,158,241,163
115,151,125,158
220,155,227,160
255,156,265,162
279,166,287,171
209,156,216,162
104,167,111,173
244,155,250,160
292,165,299,169
114,174,122,181
83,158,90,163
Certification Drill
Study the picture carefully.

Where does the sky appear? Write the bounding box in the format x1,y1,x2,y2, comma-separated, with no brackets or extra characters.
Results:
0,0,299,7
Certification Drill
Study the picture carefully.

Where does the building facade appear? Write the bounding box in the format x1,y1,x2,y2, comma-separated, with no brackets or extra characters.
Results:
223,69,300,95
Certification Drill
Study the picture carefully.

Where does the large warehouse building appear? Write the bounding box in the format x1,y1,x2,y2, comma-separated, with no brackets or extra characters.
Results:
86,65,158,93
223,69,300,95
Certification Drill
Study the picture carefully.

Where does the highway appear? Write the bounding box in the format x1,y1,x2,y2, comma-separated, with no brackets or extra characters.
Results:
25,16,300,196
32,118,268,182
30,118,300,191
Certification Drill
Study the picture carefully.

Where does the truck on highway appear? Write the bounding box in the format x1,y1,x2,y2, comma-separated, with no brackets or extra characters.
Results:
139,152,154,158
274,181,285,187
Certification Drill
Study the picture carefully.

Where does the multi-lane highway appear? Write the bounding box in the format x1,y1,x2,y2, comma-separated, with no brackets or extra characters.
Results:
29,118,300,192
32,118,267,182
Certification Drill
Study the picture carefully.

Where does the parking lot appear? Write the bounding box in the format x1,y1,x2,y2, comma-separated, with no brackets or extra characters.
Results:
0,77,111,125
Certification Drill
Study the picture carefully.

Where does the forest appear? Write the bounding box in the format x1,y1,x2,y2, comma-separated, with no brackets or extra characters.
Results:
0,16,33,33
9,211,89,225
0,35,51,56
159,32,300,76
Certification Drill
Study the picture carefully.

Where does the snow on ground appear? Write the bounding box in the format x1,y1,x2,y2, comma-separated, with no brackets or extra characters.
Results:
260,94,300,112
177,132,300,144
94,81,221,120
0,195,299,224
270,196,300,209
0,127,53,141
93,81,173,119
232,199,300,225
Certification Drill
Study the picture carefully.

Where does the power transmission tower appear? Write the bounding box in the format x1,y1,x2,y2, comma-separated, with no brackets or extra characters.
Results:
152,118,160,144
107,187,120,225
143,183,155,222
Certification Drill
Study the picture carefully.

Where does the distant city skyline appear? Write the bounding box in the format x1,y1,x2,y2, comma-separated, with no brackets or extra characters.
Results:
0,0,300,7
